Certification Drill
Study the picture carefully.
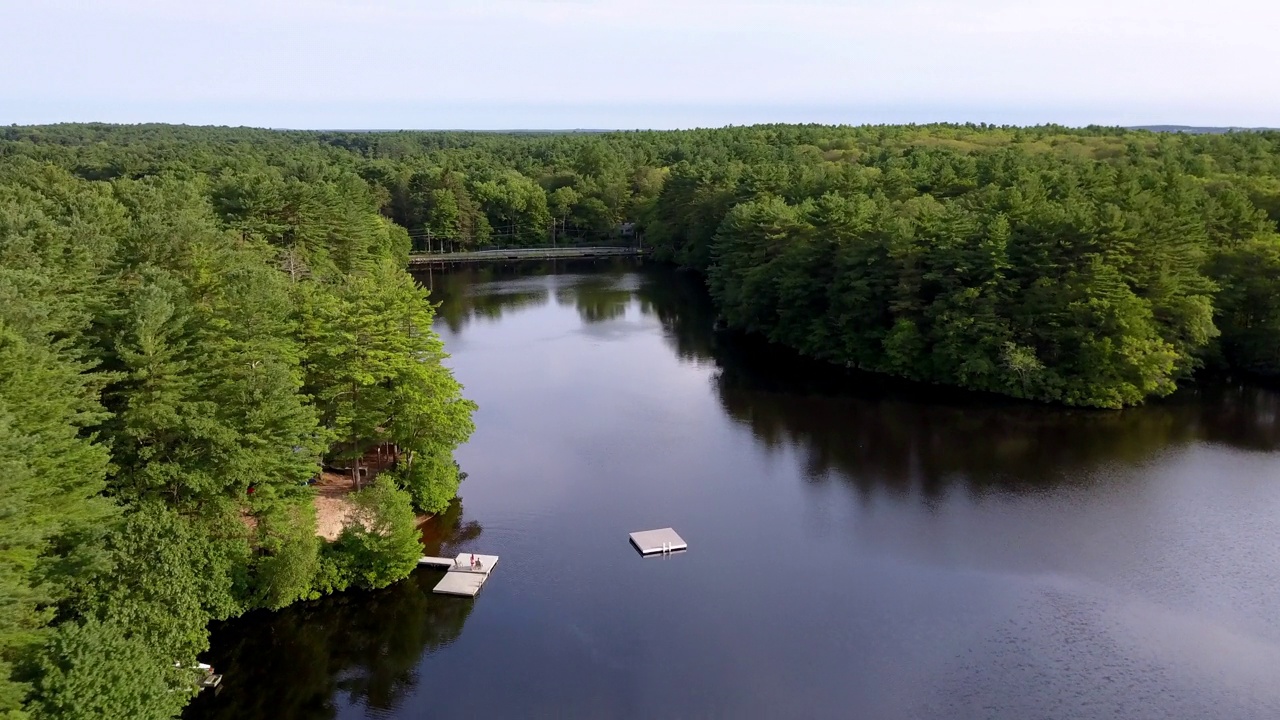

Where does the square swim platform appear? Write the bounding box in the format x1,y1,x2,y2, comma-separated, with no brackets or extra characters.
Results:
629,528,687,555
433,571,488,597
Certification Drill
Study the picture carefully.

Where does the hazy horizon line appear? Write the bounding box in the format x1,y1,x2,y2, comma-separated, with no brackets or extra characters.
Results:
5,100,1277,133
7,121,1277,134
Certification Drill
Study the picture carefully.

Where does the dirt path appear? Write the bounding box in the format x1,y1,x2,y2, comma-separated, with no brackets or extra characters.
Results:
311,446,405,541
313,471,358,541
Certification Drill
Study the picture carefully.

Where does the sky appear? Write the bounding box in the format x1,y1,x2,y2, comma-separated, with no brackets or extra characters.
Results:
2,0,1277,129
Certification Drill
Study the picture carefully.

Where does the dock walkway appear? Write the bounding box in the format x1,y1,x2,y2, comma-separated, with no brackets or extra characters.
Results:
425,553,500,597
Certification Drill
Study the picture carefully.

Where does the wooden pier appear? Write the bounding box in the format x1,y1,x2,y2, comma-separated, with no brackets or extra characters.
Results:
429,553,500,597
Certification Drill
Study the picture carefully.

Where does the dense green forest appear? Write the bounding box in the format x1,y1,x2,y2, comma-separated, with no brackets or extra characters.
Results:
0,127,477,718
7,122,1277,408
1,122,1279,717
657,131,1280,407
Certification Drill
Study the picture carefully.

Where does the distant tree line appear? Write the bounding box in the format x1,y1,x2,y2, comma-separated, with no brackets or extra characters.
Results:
637,126,1280,407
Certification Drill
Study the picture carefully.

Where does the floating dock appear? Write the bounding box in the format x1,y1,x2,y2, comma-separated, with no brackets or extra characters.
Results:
629,528,687,555
418,556,456,568
431,553,499,597
176,662,222,690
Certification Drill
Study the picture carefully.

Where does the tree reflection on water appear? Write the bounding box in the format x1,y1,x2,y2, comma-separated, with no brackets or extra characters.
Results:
635,265,1280,499
555,275,633,325
423,259,641,332
184,500,481,720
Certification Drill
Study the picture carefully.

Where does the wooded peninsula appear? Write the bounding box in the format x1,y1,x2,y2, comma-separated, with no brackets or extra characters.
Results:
2,123,1278,718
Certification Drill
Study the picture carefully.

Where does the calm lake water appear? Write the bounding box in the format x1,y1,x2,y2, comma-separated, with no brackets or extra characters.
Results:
187,260,1280,720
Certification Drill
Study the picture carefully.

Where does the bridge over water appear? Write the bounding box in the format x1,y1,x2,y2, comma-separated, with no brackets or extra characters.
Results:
407,246,647,266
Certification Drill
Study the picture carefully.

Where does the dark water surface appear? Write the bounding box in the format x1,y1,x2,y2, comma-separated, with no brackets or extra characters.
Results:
187,261,1280,720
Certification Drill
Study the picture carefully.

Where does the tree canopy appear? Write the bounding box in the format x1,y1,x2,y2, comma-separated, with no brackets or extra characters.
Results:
0,134,476,718
1,120,1278,717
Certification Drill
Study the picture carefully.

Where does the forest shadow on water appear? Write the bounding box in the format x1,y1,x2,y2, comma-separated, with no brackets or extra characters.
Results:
434,258,1279,503
630,263,1280,499
184,501,481,720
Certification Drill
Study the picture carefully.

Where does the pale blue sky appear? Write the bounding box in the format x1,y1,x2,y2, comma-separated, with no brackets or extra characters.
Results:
2,0,1276,129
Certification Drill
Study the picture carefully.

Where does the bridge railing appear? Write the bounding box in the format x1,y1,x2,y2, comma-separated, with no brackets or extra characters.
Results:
409,239,642,255
406,246,648,264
